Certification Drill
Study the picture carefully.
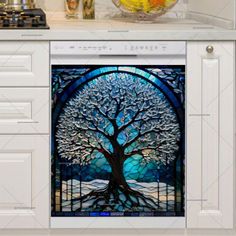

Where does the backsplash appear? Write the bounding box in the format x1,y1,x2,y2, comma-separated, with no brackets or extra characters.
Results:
36,0,187,13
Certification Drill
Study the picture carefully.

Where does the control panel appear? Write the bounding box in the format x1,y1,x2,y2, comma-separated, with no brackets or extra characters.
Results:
51,41,186,56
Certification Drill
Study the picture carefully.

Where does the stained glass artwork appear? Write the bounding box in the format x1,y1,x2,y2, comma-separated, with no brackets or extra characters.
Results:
51,65,185,217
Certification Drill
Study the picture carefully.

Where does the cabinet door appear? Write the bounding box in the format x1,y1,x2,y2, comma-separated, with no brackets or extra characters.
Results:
0,88,49,134
0,42,49,87
0,135,49,229
187,41,234,228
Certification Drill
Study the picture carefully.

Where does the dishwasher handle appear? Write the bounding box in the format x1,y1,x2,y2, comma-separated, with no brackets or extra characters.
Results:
98,54,138,58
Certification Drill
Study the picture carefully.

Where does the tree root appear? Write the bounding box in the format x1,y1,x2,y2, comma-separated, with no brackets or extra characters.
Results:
74,184,162,212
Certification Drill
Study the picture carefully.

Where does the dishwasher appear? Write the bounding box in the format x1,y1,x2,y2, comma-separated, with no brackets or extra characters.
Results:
50,41,186,228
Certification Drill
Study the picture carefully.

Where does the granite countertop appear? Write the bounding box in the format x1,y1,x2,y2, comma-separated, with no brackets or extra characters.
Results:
0,12,235,41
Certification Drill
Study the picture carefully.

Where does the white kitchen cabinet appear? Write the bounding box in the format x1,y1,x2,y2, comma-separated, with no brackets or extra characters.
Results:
0,41,50,229
0,42,49,87
0,88,49,134
0,135,49,229
187,41,235,228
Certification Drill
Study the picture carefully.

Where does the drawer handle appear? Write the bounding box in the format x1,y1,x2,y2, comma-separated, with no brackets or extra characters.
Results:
187,199,208,202
189,114,211,117
206,45,214,54
17,120,39,124
21,34,44,37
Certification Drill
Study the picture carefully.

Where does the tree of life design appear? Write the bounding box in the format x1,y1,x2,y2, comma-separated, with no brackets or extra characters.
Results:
56,72,181,212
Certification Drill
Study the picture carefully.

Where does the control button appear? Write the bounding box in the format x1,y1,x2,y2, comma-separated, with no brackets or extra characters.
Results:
32,17,39,27
3,18,10,27
17,18,25,27
162,47,167,51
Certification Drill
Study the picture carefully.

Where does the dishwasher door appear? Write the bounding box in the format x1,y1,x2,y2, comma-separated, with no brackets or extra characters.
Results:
50,41,186,229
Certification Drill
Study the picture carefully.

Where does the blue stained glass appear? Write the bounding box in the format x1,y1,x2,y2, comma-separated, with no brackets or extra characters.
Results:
51,65,185,217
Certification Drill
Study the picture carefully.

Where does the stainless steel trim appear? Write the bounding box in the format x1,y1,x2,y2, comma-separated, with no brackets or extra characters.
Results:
5,0,35,10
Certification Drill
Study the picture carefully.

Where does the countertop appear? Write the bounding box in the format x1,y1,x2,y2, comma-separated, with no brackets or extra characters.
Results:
0,12,236,41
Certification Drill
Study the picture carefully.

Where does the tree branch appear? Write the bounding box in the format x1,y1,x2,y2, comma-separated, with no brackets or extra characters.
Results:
123,125,164,150
74,123,111,141
118,106,156,134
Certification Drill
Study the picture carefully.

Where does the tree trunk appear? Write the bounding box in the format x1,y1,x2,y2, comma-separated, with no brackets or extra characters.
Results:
108,156,131,193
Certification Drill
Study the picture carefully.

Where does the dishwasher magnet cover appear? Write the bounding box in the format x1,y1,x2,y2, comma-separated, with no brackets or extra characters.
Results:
51,65,185,217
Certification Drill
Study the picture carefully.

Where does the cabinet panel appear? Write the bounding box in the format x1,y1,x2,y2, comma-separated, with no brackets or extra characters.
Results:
0,135,49,229
0,42,49,87
202,58,219,211
0,88,49,134
187,41,234,229
0,153,31,209
0,102,31,120
0,55,31,72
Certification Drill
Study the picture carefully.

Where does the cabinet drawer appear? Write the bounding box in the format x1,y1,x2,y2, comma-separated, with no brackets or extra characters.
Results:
0,135,49,229
0,88,49,134
0,42,49,87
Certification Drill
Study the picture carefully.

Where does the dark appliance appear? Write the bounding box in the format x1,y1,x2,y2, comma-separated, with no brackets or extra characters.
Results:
0,8,49,29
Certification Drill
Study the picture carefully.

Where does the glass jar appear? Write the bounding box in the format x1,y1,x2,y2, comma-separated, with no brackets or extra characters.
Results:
65,0,80,19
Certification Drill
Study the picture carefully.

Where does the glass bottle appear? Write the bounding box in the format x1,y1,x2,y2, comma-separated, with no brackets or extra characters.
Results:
82,0,95,20
65,0,80,19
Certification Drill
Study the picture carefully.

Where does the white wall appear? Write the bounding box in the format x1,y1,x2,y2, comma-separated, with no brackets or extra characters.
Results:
187,0,235,22
36,0,234,24
36,0,187,12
